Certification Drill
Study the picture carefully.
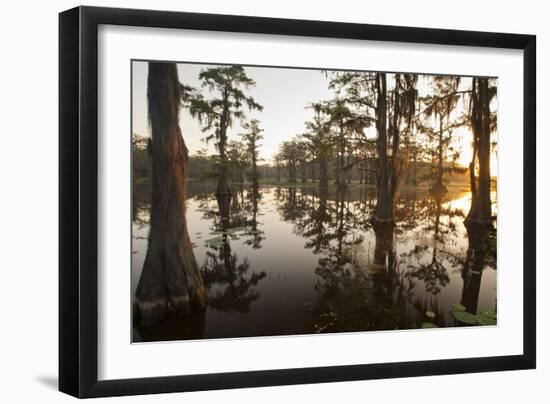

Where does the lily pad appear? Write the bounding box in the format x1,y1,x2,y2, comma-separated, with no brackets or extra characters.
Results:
477,309,497,319
425,311,436,319
230,226,249,233
421,322,438,329
451,310,477,325
209,231,225,236
204,236,225,248
451,303,466,312
475,314,497,326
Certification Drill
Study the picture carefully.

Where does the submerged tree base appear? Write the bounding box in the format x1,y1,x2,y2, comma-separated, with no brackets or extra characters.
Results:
370,222,395,274
464,216,496,232
134,298,207,329
135,241,208,327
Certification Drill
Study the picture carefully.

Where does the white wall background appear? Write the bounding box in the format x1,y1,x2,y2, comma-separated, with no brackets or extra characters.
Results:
0,0,546,402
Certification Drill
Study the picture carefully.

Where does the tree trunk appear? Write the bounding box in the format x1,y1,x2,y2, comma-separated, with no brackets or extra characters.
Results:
374,73,393,223
319,156,328,189
288,161,297,183
335,122,348,190
135,62,207,327
431,114,448,194
336,161,347,188
217,193,232,231
466,78,492,227
389,74,404,202
251,154,258,189
217,94,231,196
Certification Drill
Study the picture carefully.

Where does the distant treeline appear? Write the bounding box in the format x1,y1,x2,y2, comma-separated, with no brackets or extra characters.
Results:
133,133,469,186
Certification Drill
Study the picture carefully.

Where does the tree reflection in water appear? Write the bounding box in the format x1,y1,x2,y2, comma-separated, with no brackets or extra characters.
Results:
132,183,497,340
200,188,267,313
272,186,496,332
399,195,458,323
461,225,497,315
274,188,413,332
245,187,265,249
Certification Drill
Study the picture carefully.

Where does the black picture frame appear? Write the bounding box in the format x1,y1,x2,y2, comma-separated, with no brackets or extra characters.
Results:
59,5,536,398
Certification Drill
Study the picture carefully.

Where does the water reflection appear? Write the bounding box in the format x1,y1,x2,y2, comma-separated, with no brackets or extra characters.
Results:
132,183,497,341
461,225,497,315
200,192,267,313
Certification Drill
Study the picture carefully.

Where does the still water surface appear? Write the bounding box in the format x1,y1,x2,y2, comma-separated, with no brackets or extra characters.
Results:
132,182,496,342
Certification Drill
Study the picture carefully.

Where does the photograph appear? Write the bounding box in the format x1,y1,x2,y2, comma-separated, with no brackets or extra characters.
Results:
131,60,498,342
0,1,541,401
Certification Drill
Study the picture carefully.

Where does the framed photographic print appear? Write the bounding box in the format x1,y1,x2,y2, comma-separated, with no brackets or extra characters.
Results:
59,6,536,398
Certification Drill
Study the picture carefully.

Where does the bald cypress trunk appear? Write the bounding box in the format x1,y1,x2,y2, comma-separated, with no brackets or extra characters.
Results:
335,122,348,190
135,63,207,327
374,73,393,223
466,77,492,227
319,156,328,189
288,161,297,183
431,114,448,194
216,92,232,196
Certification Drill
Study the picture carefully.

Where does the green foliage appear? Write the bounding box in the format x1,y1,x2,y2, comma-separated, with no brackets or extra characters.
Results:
240,119,264,148
451,303,466,312
475,313,497,326
174,67,481,189
417,76,470,189
240,119,264,181
188,150,217,179
182,65,263,156
303,112,334,159
204,236,225,249
451,306,497,326
279,140,300,167
478,309,497,319
451,310,478,325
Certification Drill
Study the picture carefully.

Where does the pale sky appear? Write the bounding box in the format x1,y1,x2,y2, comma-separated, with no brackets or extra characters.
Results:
132,61,333,163
132,61,497,168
